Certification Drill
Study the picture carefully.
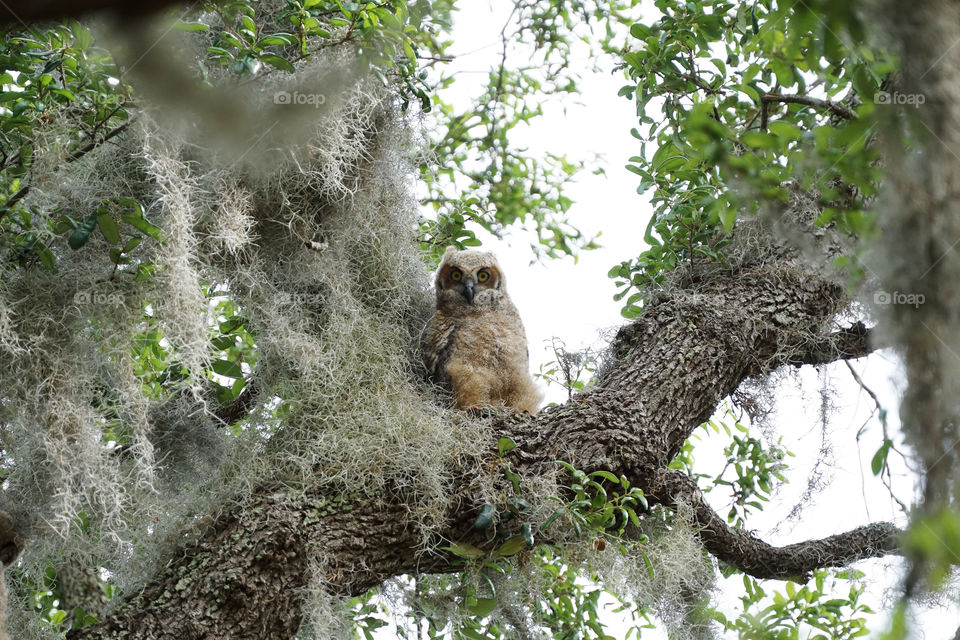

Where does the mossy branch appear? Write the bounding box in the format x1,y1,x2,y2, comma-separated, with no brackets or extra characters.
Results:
68,261,903,639
647,468,900,581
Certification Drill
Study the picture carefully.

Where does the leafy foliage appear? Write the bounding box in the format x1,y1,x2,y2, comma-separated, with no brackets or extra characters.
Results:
670,409,792,528
370,459,655,640
0,21,133,272
417,0,639,263
718,570,873,640
544,463,650,554
609,0,891,315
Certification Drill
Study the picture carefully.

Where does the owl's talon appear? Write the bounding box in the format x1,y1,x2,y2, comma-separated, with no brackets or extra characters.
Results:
465,406,495,419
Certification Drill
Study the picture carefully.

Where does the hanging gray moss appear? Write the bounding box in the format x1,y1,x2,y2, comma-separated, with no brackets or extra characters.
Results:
0,17,497,633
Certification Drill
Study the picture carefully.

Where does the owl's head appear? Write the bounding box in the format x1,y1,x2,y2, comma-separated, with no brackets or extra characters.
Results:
434,247,507,312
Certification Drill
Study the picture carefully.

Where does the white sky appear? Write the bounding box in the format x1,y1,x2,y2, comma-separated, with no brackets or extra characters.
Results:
434,1,650,406
412,1,957,638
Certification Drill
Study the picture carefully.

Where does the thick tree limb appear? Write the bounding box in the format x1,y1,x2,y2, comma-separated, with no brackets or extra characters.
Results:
68,266,905,639
785,321,876,366
69,488,424,638
648,468,900,581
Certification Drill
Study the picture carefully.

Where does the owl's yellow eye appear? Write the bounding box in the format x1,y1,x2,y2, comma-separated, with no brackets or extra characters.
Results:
450,269,462,282
477,270,490,283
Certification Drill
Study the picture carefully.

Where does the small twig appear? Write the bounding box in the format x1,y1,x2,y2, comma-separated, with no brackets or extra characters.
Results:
0,185,29,225
63,120,131,163
90,101,128,138
680,46,724,96
759,95,770,131
490,4,519,114
845,360,911,515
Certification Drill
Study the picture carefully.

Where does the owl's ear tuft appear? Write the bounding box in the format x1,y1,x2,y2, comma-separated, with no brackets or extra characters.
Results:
436,263,452,290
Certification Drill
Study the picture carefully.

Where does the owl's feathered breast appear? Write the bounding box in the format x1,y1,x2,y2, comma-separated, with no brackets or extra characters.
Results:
424,303,527,387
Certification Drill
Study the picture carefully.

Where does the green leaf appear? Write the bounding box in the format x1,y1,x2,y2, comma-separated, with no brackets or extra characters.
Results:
121,212,164,242
503,467,521,494
497,436,516,456
589,470,619,484
521,522,534,547
871,439,892,476
494,535,528,557
641,550,655,580
97,212,120,244
38,243,56,270
402,41,416,65
473,504,495,530
211,359,243,379
174,21,211,32
68,216,97,250
70,21,93,49
542,508,564,531
655,155,687,172
211,335,237,350
719,206,737,234
260,54,295,73
741,131,778,149
219,316,245,333
629,23,650,39
768,121,805,141
466,597,498,617
258,34,298,46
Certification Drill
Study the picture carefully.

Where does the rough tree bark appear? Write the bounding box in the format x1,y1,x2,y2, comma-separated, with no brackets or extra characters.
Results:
67,263,899,639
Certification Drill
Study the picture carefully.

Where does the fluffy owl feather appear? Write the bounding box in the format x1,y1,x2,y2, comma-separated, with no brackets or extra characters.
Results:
424,247,542,414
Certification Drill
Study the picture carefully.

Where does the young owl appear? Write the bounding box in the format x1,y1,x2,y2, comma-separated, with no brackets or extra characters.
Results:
424,247,542,414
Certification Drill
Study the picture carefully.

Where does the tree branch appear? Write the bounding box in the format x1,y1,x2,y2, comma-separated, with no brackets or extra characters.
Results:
762,93,857,121
0,120,130,226
648,468,901,581
63,120,131,163
67,487,428,639
786,321,876,366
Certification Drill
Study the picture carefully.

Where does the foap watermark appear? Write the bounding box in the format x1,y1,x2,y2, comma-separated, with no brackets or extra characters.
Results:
874,90,926,107
874,290,925,308
273,91,326,107
90,92,128,108
74,290,125,307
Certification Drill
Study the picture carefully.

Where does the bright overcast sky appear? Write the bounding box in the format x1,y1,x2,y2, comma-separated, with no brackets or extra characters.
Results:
434,0,649,406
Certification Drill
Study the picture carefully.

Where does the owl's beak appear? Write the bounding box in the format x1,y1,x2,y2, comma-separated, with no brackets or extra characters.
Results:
462,278,475,304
